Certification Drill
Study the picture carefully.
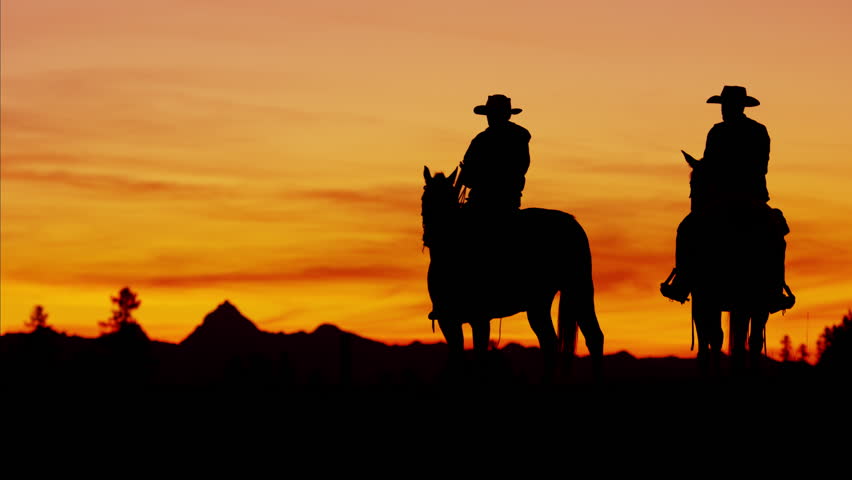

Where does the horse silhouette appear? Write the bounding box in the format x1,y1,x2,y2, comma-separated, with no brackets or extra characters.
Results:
421,165,603,383
677,151,785,374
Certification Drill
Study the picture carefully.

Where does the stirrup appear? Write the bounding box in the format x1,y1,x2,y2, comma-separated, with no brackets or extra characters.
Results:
660,268,690,304
769,284,796,314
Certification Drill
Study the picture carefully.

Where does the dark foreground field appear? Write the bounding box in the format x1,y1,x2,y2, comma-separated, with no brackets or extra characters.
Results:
4,309,846,451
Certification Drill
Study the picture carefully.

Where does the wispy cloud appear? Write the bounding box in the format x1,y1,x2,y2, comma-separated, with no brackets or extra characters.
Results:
29,264,422,289
2,168,227,198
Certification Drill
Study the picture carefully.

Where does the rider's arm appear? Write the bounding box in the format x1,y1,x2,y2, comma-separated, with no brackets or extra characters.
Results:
460,136,481,189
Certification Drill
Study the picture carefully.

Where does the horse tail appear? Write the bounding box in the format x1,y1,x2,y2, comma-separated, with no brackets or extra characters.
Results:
557,215,604,375
556,290,578,358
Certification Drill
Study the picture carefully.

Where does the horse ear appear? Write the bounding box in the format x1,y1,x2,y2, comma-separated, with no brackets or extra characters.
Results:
448,167,458,185
423,165,431,183
681,150,699,168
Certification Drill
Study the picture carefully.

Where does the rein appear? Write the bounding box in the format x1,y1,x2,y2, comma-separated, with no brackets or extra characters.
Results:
458,185,468,205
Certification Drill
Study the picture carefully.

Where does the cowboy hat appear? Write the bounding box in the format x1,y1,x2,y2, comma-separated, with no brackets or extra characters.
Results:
707,85,760,107
473,94,522,115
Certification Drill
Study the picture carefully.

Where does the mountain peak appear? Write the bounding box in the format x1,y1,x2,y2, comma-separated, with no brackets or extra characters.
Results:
180,300,260,348
312,323,343,336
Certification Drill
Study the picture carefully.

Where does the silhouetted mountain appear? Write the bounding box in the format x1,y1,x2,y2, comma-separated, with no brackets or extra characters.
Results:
181,300,261,351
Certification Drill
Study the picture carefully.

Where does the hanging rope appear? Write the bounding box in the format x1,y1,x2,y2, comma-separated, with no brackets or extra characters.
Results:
691,315,695,351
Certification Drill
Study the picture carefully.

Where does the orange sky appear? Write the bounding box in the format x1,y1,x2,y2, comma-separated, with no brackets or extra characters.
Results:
2,0,851,360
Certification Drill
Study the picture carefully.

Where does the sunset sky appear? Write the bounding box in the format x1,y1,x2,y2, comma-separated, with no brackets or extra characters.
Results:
2,0,851,360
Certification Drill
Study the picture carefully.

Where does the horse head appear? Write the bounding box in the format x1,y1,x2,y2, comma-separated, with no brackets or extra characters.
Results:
683,150,712,213
421,165,461,249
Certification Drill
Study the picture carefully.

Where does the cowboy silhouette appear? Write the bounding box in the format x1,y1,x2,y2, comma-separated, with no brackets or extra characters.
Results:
661,86,794,312
458,94,531,214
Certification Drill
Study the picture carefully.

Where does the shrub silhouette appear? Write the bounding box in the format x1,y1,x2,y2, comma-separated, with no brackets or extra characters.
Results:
25,305,50,332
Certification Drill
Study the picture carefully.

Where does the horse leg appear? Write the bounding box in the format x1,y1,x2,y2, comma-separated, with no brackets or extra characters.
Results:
748,311,769,373
692,295,722,377
729,310,750,373
469,318,491,384
691,299,710,375
437,319,465,383
527,300,558,384
690,300,708,373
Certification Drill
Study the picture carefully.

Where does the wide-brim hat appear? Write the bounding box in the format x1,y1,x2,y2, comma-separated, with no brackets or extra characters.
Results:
473,94,522,115
707,85,760,107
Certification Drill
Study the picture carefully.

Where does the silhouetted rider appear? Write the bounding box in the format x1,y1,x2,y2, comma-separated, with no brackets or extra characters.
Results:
704,86,770,208
458,94,531,214
662,86,794,312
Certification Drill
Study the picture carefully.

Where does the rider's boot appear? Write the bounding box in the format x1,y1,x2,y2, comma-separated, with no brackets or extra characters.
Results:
661,268,691,304
768,284,795,314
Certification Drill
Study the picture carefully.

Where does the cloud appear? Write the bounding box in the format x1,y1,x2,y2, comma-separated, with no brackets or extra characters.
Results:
124,264,419,288
286,185,421,218
11,261,422,290
1,168,226,199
